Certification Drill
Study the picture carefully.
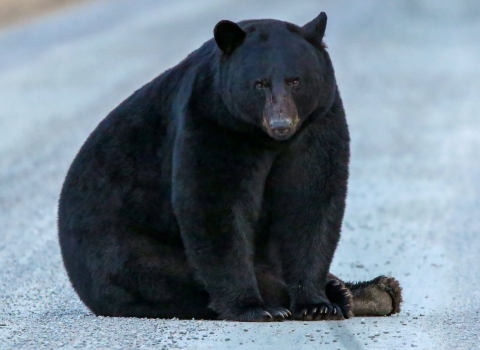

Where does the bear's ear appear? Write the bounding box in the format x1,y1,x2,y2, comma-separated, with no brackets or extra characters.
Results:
214,20,247,55
302,11,327,42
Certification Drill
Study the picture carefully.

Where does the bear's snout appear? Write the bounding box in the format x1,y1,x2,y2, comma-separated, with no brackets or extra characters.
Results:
263,90,299,140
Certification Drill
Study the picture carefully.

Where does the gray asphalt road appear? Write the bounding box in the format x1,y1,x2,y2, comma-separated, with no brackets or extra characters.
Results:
1,0,479,349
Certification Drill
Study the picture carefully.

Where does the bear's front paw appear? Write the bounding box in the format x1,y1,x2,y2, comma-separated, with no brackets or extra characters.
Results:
292,301,344,321
218,306,278,322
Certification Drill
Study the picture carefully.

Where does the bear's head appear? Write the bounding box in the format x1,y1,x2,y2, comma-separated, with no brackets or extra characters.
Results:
214,12,336,141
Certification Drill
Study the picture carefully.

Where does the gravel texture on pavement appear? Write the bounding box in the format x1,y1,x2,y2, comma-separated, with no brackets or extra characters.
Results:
1,0,479,349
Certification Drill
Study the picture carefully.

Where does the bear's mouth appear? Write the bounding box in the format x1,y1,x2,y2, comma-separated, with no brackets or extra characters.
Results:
262,115,299,140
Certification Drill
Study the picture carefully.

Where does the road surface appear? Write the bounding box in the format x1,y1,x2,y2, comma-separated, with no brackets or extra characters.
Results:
1,0,479,348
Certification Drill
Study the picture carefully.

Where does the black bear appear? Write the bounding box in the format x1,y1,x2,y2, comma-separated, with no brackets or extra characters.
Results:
58,11,402,321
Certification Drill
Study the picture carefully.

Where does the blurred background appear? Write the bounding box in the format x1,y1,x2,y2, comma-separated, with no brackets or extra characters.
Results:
0,0,87,28
0,0,479,349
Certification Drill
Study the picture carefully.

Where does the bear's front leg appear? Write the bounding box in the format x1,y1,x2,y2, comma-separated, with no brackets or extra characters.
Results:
267,113,350,321
172,122,286,321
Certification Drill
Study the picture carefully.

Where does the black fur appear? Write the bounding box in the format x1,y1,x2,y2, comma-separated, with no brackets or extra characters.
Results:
58,12,401,322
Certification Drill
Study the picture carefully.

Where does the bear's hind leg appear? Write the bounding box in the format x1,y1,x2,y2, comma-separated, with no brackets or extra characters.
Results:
90,242,217,320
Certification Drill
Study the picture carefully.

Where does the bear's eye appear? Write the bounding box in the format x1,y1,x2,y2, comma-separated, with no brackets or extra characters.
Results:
287,78,300,87
255,81,265,89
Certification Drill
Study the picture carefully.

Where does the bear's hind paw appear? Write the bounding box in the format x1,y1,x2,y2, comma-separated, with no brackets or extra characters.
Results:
347,275,403,316
326,279,354,319
375,276,403,315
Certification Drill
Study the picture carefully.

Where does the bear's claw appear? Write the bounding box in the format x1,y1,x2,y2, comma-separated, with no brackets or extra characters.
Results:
293,301,344,321
265,306,291,320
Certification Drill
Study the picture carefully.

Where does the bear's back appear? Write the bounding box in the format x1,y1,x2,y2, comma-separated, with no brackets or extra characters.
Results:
57,42,217,245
